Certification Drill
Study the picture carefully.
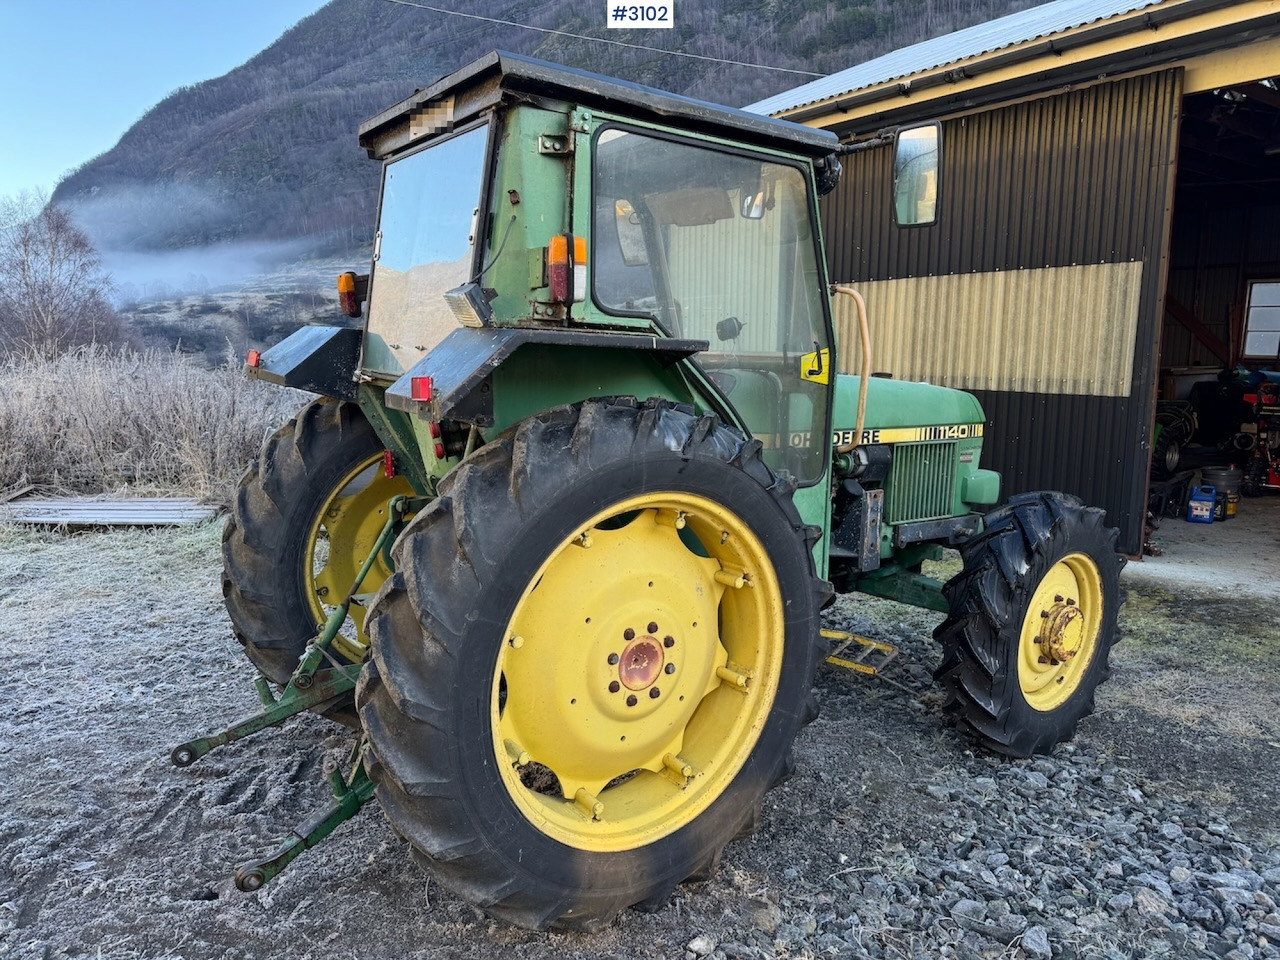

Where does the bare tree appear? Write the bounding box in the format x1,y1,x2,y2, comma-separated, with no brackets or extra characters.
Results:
0,190,124,357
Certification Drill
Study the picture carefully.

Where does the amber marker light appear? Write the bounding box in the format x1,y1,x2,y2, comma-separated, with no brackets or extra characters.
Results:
337,272,363,318
572,235,587,303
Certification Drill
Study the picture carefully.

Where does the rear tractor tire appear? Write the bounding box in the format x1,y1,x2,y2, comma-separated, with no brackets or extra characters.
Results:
933,492,1124,757
357,398,828,930
222,398,413,692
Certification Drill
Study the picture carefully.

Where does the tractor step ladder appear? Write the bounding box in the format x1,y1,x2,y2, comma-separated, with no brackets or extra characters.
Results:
821,628,897,675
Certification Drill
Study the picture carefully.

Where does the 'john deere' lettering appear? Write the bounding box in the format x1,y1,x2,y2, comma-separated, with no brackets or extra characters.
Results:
832,423,984,447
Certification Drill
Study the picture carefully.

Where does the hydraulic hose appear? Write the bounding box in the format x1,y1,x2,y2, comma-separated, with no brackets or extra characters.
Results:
831,285,871,455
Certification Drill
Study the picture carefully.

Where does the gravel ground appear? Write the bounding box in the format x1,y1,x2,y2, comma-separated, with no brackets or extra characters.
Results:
2,519,1278,960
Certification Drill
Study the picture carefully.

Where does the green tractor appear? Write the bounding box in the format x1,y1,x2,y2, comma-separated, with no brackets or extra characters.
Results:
181,52,1124,930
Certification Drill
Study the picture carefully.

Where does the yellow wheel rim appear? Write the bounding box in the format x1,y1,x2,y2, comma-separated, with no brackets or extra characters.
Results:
492,493,785,853
1017,552,1104,712
305,455,413,663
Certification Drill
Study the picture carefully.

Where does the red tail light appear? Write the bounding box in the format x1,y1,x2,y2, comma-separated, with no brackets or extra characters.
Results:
246,349,261,368
411,376,433,401
337,272,369,318
548,235,570,303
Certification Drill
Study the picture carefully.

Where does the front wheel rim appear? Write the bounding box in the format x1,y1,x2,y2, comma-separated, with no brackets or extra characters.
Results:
1017,552,1104,712
492,492,785,852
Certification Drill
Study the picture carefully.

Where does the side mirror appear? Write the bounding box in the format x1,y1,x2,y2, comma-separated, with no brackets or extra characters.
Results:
614,199,648,267
739,167,766,219
893,124,940,226
740,190,766,220
814,153,843,197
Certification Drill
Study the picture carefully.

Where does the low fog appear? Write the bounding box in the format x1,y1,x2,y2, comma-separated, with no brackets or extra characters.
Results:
64,181,359,303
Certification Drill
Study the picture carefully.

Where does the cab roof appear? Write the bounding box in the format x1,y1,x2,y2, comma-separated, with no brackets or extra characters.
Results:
358,51,839,161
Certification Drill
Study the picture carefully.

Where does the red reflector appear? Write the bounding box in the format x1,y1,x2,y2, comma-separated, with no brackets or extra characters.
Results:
246,349,261,368
428,421,441,439
547,235,572,303
411,376,433,402
549,262,570,303
433,442,446,460
383,450,396,479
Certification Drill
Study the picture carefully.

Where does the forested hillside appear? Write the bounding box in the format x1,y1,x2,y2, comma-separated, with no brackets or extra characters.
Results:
54,0,1040,256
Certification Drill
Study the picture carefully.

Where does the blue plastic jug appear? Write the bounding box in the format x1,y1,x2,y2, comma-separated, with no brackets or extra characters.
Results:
1186,485,1215,524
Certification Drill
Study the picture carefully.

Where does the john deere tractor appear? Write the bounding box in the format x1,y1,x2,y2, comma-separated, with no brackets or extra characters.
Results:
178,52,1123,930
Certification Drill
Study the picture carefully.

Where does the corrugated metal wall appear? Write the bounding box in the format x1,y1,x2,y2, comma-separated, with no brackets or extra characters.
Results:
821,69,1183,555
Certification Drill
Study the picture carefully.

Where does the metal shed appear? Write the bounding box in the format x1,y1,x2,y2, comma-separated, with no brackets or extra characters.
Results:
751,0,1280,555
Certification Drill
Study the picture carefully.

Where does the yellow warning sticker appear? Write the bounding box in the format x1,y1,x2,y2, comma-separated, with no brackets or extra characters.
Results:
800,348,830,384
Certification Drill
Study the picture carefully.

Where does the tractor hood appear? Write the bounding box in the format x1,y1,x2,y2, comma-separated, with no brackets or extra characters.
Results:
832,374,986,433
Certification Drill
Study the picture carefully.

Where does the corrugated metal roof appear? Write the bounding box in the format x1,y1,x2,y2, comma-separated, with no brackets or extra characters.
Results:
747,0,1164,116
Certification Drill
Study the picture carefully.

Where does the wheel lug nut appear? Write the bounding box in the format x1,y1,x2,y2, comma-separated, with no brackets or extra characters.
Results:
649,687,660,699
626,694,638,707
609,681,620,693
663,635,675,648
608,653,619,665
624,628,635,641
664,663,676,675
647,621,658,634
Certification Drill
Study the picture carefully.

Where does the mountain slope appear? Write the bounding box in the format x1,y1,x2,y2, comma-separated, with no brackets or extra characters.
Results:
54,0,1040,256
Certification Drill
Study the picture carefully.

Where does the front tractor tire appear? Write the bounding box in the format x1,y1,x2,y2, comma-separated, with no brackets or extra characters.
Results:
933,492,1124,757
357,399,828,930
222,398,412,688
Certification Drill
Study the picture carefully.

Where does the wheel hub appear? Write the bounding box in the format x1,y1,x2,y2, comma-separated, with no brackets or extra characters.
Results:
618,633,665,690
1036,597,1084,664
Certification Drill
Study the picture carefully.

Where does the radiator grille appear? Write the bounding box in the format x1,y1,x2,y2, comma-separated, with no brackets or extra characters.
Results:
885,441,956,524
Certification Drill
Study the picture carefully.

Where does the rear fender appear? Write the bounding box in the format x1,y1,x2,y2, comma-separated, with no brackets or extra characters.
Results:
385,326,707,430
246,325,361,402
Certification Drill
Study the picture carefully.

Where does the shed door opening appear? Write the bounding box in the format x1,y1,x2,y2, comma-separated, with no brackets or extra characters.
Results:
1155,76,1280,522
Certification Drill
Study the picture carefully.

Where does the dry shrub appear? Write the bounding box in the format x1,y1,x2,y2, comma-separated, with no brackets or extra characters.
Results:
0,346,303,501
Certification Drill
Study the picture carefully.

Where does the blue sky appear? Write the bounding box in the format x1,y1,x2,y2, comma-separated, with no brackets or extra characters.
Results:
0,0,330,199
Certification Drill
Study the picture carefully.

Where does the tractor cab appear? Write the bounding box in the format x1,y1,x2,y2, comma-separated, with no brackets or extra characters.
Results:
350,51,842,490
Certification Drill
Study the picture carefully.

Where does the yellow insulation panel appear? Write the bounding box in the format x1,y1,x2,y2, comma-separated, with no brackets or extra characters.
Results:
832,261,1144,398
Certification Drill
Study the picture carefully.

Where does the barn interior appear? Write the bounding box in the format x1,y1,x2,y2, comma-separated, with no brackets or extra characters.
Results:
1150,75,1280,545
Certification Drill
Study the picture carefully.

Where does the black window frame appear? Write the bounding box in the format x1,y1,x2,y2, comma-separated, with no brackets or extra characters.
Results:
1242,277,1280,362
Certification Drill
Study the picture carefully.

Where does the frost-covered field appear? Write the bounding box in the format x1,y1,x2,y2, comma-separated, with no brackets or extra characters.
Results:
0,351,301,502
2,520,1278,960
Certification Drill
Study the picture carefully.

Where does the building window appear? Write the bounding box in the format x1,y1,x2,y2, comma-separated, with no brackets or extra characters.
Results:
893,124,939,226
1244,280,1280,360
